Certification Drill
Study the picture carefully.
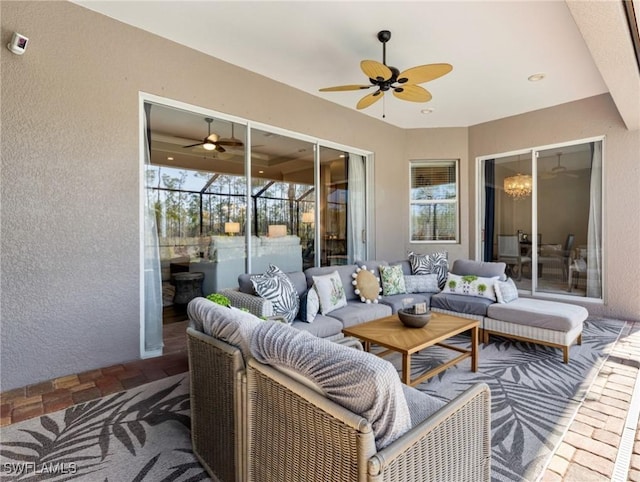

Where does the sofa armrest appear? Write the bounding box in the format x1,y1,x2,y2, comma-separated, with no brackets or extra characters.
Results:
221,288,274,318
368,382,491,482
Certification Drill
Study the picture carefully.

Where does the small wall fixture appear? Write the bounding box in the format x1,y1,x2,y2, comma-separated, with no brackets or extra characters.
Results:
224,222,240,235
504,174,533,200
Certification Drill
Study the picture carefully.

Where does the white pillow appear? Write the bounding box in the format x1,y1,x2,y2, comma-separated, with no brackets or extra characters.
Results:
312,271,348,315
495,277,519,303
441,272,499,301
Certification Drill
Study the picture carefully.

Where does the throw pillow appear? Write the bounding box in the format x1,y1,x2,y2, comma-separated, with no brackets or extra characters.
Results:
441,272,499,301
298,285,320,322
404,274,440,294
379,264,407,296
312,271,348,315
351,265,382,303
495,277,519,304
250,264,299,324
408,251,449,290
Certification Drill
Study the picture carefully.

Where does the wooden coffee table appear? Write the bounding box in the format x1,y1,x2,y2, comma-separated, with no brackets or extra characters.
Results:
342,312,479,387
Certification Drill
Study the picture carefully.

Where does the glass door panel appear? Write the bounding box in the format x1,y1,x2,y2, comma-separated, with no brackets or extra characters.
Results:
317,148,368,267
481,154,534,291
536,143,601,298
249,127,314,273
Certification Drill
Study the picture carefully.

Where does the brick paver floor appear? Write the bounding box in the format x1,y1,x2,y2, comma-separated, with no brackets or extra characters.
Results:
2,318,639,481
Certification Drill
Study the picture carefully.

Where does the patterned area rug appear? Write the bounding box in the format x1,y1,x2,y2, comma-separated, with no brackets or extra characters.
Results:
382,316,624,481
0,317,624,482
0,375,210,481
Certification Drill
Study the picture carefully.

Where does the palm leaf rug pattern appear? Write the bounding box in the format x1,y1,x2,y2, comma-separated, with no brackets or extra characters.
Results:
0,375,209,481
395,317,624,482
0,317,624,482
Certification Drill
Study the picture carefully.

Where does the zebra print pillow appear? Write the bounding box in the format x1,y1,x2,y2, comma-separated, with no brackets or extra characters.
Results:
250,265,300,324
408,251,449,290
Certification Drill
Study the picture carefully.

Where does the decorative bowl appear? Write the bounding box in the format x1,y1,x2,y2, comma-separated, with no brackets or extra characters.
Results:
397,308,432,328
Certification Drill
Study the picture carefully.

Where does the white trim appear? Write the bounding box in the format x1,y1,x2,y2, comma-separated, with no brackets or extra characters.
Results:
138,94,148,358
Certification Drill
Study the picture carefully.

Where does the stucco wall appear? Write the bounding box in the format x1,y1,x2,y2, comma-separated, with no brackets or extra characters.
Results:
0,1,407,391
469,94,640,320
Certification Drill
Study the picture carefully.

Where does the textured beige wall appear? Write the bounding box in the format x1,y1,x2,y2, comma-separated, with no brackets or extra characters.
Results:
2,2,638,391
0,1,407,390
469,94,640,320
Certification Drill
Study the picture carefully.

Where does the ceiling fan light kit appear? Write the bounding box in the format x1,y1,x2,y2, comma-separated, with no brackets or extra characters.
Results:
183,118,243,153
319,30,452,113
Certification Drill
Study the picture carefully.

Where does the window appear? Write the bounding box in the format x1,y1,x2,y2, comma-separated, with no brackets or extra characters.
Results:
410,160,459,242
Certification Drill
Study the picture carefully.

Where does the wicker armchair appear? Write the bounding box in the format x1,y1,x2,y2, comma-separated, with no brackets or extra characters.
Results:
247,360,491,482
187,320,363,482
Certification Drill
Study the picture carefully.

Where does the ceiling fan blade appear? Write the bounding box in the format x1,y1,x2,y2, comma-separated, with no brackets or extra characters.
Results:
397,63,453,85
361,60,392,82
215,145,226,153
183,142,204,148
319,84,372,92
356,91,384,110
393,84,432,103
217,139,244,147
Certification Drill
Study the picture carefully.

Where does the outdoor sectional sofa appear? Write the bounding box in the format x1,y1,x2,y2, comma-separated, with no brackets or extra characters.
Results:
186,297,491,482
222,258,588,363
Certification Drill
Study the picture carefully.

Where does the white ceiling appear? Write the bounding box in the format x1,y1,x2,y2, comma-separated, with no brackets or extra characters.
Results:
73,0,617,129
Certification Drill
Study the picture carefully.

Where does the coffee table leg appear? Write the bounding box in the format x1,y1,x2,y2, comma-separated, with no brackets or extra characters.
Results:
402,354,411,385
471,326,478,372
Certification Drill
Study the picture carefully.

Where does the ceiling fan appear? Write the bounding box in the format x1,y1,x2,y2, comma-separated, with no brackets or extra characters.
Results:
319,30,453,111
541,152,579,179
183,118,241,153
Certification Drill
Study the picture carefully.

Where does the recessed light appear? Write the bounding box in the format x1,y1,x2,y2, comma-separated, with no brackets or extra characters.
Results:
258,170,264,174
167,157,174,161
421,107,435,114
528,73,546,82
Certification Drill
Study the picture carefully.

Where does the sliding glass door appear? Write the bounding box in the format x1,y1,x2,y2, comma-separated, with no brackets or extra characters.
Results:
479,139,603,300
141,96,373,353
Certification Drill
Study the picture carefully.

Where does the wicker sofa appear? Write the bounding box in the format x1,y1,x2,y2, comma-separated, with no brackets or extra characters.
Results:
186,297,492,482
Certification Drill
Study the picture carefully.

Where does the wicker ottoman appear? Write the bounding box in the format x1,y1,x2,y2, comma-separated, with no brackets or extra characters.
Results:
484,298,588,363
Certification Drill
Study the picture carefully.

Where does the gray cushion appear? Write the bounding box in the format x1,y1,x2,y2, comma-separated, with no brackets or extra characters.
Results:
325,301,392,328
291,314,344,338
379,293,432,314
239,270,307,297
402,385,446,427
487,298,588,332
250,321,412,450
388,260,413,275
451,259,506,279
187,297,261,360
305,264,359,301
430,292,494,316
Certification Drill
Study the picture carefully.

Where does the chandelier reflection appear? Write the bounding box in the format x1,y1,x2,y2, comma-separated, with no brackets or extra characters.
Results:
504,173,532,200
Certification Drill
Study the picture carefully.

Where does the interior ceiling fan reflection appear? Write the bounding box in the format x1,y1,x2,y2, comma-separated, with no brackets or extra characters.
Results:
541,152,579,179
182,118,243,153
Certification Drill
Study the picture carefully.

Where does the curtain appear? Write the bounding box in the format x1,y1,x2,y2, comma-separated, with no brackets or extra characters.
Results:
483,159,496,262
586,141,602,298
143,103,163,352
347,154,366,262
